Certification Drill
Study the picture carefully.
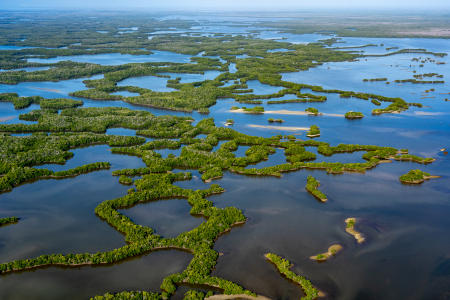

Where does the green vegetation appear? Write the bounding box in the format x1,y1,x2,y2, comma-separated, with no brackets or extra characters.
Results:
306,125,320,138
305,107,319,115
345,111,364,119
0,93,83,110
52,162,110,178
345,218,365,244
0,217,19,227
391,154,435,164
371,99,381,106
0,170,253,298
305,175,327,202
0,13,442,299
365,48,447,58
119,175,133,185
309,244,342,261
394,79,444,84
0,21,425,117
0,102,434,299
363,78,387,82
267,97,327,104
265,253,320,300
0,161,110,192
0,129,144,192
268,118,284,123
399,169,439,184
413,73,444,79
238,106,265,114
372,101,410,115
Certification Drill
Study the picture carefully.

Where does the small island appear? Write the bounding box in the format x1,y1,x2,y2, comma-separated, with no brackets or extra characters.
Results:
230,106,265,114
118,175,133,185
265,253,322,300
305,107,320,116
306,125,321,138
225,119,234,126
345,111,364,119
371,99,381,106
268,118,284,123
305,175,327,202
309,244,343,262
345,217,365,243
363,77,388,82
399,169,440,184
0,217,19,227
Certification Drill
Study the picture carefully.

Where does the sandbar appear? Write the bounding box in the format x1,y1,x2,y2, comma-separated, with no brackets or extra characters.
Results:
345,217,365,244
247,124,309,131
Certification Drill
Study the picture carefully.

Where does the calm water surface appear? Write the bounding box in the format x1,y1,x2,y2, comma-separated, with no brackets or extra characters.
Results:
0,20,449,300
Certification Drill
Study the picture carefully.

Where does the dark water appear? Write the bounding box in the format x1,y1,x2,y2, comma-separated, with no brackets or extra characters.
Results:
0,145,146,263
211,166,450,300
0,250,192,300
0,16,449,300
120,198,204,238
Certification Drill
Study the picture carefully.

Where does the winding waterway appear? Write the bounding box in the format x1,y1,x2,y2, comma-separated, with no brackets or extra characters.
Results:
0,14,449,300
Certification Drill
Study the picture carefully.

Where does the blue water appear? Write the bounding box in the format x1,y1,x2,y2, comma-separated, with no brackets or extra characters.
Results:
35,145,145,172
244,80,284,95
117,76,175,92
267,48,294,53
159,70,222,83
0,75,103,98
229,63,237,73
110,91,140,97
281,53,450,102
0,45,35,50
257,31,332,44
0,66,50,72
0,103,40,124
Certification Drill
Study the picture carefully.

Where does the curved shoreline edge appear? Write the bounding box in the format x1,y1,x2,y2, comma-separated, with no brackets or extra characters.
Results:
345,218,365,244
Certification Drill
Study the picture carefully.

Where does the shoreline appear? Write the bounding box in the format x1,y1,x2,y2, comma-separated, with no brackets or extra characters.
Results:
400,175,440,184
345,218,365,244
310,244,343,261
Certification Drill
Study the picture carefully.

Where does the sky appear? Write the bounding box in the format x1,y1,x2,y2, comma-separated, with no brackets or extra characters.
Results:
2,0,450,11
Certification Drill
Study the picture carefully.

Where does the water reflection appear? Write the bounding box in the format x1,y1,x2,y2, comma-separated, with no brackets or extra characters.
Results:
0,250,192,300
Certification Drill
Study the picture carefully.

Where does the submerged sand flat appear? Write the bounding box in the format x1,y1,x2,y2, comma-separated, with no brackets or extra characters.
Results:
247,124,309,131
0,116,15,122
265,109,310,116
414,111,445,116
231,109,344,117
30,87,64,93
